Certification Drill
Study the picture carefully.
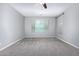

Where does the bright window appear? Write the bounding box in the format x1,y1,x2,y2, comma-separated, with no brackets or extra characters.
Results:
32,20,48,32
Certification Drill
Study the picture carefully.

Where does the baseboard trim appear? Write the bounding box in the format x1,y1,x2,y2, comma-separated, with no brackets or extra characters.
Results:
0,38,23,51
25,36,56,39
56,36,79,49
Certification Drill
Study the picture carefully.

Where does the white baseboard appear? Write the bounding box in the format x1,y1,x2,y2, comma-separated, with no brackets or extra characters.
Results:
56,36,79,49
0,38,23,51
25,36,56,39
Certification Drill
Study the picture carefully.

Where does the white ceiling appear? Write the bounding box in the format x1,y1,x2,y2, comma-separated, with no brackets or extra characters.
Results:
10,3,71,17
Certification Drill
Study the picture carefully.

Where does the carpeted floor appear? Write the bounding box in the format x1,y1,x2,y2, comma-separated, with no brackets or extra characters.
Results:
0,37,79,56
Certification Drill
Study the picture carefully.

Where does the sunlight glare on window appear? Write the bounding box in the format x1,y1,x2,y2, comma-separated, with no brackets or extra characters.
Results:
32,20,48,32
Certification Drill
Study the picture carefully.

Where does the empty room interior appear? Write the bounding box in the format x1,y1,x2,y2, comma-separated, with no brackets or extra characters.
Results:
0,3,79,56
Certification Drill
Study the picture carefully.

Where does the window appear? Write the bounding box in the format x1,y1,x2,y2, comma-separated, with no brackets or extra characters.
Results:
32,20,48,32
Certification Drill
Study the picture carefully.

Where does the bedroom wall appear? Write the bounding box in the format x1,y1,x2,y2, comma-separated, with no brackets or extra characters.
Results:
25,17,56,38
0,4,25,50
56,4,79,48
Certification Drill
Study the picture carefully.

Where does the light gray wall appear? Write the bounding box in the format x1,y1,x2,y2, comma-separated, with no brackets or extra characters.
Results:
25,17,56,38
56,15,64,37
0,4,25,49
56,4,79,47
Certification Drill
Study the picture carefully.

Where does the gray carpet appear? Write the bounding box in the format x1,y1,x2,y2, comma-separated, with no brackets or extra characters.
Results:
0,37,79,56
